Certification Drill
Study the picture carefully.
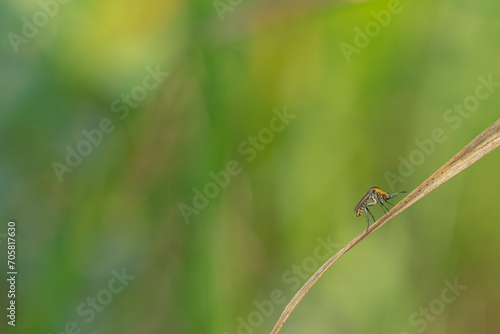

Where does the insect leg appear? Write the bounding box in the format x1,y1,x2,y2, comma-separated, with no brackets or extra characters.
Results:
383,197,395,207
364,207,376,231
376,193,391,214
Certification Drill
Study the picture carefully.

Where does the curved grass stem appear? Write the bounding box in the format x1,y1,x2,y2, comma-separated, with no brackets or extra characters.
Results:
270,118,500,334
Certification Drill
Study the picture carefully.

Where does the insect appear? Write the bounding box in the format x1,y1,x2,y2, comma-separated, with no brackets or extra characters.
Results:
354,187,406,231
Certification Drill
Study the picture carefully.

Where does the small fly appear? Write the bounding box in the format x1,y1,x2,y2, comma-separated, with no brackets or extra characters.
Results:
354,187,406,231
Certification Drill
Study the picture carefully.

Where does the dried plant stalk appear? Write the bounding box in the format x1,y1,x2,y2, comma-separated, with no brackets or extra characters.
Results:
271,118,500,334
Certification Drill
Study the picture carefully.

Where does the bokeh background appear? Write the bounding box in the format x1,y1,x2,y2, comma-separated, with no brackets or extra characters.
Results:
1,0,500,333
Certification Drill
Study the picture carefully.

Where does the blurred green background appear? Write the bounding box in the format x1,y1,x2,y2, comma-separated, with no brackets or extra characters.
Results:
1,0,500,333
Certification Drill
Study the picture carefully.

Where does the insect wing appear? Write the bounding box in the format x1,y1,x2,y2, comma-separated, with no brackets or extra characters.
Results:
354,189,372,215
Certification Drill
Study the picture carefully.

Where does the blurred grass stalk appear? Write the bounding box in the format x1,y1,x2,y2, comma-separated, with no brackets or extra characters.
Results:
271,118,500,334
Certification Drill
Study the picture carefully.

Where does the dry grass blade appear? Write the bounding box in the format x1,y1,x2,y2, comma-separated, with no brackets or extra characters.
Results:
271,118,500,334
